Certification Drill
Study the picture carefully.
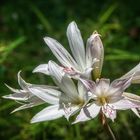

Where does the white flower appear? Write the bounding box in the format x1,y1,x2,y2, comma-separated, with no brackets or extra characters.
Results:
3,62,90,123
29,61,90,123
33,21,103,79
73,77,140,123
2,72,45,113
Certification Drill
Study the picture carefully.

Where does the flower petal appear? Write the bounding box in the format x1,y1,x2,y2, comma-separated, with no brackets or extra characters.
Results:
102,105,116,121
123,92,140,103
49,61,79,101
73,103,100,124
2,92,29,101
96,79,110,96
131,73,140,84
112,99,140,110
3,84,32,101
31,105,64,123
28,86,60,104
48,61,64,82
86,32,104,79
108,76,132,96
77,81,88,100
131,108,140,118
59,76,79,101
67,21,86,69
44,37,79,69
33,64,50,75
121,63,140,83
63,105,80,120
18,71,31,90
80,78,96,94
11,97,44,113
4,84,22,93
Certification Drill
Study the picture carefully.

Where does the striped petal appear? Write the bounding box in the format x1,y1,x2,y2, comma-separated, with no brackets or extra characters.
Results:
11,97,44,113
28,86,61,104
73,103,100,124
120,63,140,84
48,60,64,82
59,76,79,101
33,64,50,75
44,37,79,69
31,105,64,123
67,21,86,69
78,81,88,100
112,99,140,110
108,76,133,97
17,71,31,90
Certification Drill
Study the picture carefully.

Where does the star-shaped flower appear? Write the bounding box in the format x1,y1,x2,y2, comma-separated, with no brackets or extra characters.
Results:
73,77,140,123
3,72,45,113
30,61,90,123
33,21,102,79
3,62,91,123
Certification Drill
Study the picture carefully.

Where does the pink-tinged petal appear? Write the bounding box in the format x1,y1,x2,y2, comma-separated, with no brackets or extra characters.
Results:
123,92,140,103
108,76,132,96
80,67,93,79
108,96,124,104
31,105,64,123
80,78,96,93
112,99,140,110
86,32,104,79
102,105,116,121
120,63,140,84
96,79,110,96
44,37,79,69
111,77,132,90
67,21,86,69
33,64,50,75
73,104,100,124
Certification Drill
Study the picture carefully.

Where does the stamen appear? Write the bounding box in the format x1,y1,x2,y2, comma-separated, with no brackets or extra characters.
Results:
63,67,77,75
62,102,72,115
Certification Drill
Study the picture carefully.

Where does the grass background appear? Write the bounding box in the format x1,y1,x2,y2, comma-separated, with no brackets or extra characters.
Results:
1,0,140,139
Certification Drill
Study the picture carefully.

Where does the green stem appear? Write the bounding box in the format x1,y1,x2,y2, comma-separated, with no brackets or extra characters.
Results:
75,125,82,140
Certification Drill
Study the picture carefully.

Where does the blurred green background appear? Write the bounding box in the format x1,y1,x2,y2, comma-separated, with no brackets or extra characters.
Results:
1,0,140,140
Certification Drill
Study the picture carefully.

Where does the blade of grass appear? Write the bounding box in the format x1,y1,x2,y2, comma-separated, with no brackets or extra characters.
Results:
30,4,52,33
0,36,26,64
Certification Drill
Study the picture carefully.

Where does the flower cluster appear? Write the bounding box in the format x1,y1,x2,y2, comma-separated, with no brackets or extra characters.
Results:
3,21,140,124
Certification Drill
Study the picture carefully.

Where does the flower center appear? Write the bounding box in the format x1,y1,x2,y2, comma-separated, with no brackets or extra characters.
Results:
98,96,108,105
73,98,85,106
